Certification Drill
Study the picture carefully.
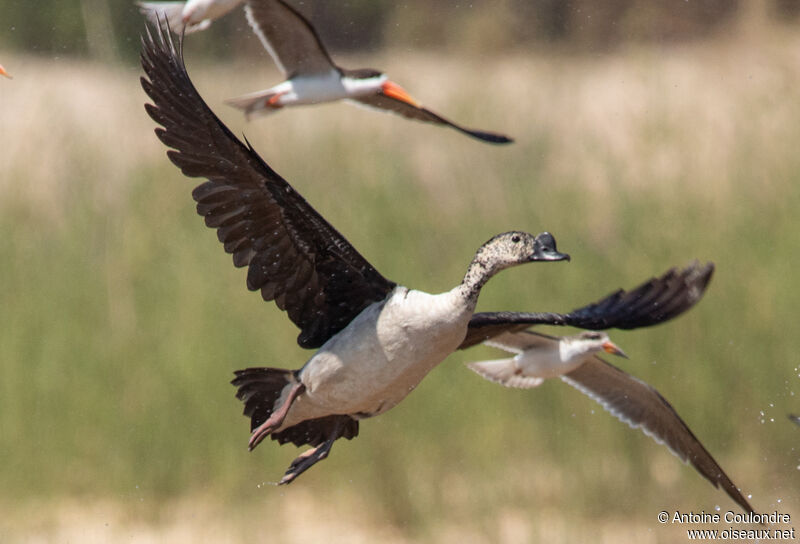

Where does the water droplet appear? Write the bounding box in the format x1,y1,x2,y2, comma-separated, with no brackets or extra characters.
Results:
715,505,721,512
747,494,752,499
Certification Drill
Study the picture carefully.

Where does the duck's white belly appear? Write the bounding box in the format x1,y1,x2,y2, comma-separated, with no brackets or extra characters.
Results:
280,286,470,427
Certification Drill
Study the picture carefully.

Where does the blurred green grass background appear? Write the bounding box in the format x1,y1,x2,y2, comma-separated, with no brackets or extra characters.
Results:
1,28,800,543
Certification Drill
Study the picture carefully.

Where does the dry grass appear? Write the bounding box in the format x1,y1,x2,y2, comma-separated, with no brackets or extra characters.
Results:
3,492,758,544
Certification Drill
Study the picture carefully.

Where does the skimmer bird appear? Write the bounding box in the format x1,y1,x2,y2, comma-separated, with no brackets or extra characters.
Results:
227,0,513,143
467,329,756,515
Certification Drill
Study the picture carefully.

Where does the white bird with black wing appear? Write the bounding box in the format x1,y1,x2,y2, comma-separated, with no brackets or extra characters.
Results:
225,0,513,144
467,329,757,515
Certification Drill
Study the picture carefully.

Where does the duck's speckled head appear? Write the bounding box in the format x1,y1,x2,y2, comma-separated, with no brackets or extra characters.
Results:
479,231,570,273
460,231,570,301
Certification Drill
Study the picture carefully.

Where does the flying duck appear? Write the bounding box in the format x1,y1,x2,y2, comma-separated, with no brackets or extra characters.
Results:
467,329,756,515
140,24,718,486
141,24,562,484
229,257,715,483
0,65,11,79
219,0,513,144
137,0,242,34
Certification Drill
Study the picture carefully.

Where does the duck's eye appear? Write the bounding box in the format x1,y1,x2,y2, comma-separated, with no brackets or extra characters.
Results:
511,235,521,243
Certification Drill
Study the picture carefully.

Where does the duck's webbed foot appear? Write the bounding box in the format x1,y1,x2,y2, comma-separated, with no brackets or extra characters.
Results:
248,381,306,451
278,420,343,485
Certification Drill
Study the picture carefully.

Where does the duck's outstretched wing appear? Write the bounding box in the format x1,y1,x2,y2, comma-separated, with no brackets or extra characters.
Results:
140,24,396,349
460,261,713,349
563,356,756,515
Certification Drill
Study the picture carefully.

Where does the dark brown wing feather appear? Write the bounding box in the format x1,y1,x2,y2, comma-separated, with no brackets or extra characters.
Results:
232,366,296,430
272,415,359,448
460,262,713,349
141,24,395,349
352,92,513,144
245,0,337,77
563,357,756,514
232,368,358,448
